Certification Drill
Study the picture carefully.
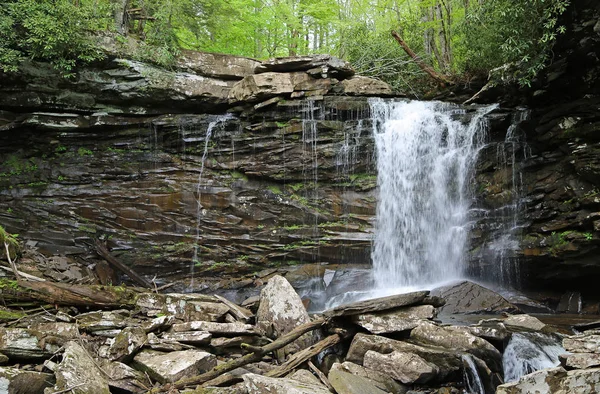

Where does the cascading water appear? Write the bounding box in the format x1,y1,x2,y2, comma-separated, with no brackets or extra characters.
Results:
190,113,234,288
370,99,495,291
462,354,486,394
503,332,565,382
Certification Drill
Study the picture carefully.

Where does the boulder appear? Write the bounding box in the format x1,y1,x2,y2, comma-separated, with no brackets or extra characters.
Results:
324,290,430,317
364,350,439,384
330,362,407,394
346,333,462,381
561,367,600,392
161,331,212,345
352,305,436,334
51,342,110,394
132,349,216,383
242,373,331,394
107,327,147,362
172,321,260,336
178,50,259,80
0,367,54,393
328,369,390,394
255,55,355,79
496,367,567,394
228,72,332,103
256,275,313,354
410,321,502,372
334,76,393,96
504,314,546,332
562,352,600,369
431,281,518,315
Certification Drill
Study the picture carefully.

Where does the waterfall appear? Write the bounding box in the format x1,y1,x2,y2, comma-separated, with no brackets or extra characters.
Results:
462,354,486,394
369,99,494,290
503,332,564,382
190,113,234,288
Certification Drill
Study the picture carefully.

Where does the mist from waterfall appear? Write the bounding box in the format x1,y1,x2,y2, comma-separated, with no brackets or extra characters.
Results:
370,99,494,291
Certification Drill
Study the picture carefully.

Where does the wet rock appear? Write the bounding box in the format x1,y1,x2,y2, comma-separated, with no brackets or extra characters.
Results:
324,290,430,317
364,350,439,384
255,55,354,79
334,76,393,96
161,331,212,345
0,328,60,359
557,291,582,313
172,321,261,336
256,275,313,354
132,349,216,383
51,342,110,394
410,321,502,372
431,281,518,315
107,327,147,362
328,368,389,394
330,362,407,394
242,373,331,394
504,314,546,332
0,367,54,393
352,305,436,334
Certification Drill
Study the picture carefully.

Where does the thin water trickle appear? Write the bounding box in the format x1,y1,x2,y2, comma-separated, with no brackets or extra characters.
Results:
190,114,234,289
369,98,496,290
462,354,485,394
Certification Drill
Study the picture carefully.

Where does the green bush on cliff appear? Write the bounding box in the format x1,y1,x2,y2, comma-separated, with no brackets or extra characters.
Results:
0,0,105,74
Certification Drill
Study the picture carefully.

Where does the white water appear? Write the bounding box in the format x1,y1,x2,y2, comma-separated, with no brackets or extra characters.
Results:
462,354,485,394
370,99,494,291
503,332,565,382
190,114,233,288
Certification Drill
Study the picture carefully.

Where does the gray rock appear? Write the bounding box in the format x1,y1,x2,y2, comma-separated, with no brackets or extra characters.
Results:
324,290,430,317
107,327,147,362
431,281,518,315
161,331,212,345
255,55,354,79
328,369,389,394
146,333,194,352
334,76,393,96
178,50,259,80
494,366,600,394
288,369,322,386
256,275,313,355
346,333,462,381
364,350,439,384
96,359,146,393
51,342,110,394
561,367,600,392
0,328,60,359
563,352,600,369
410,321,503,372
467,319,509,343
142,315,176,333
563,334,600,353
136,293,228,322
0,367,54,394
76,310,134,334
172,321,260,336
504,314,546,332
228,72,330,103
242,373,331,394
352,305,436,334
330,361,407,394
132,349,216,383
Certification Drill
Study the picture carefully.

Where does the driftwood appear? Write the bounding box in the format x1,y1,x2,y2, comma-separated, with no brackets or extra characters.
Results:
324,290,429,317
148,318,327,393
308,360,335,392
9,280,140,307
391,30,452,86
266,333,342,378
214,294,253,323
94,239,153,288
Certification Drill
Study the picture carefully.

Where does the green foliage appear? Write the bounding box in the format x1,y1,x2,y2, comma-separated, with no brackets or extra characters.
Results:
0,0,106,74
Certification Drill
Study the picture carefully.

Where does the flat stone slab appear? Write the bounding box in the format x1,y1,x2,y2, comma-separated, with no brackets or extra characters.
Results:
328,368,390,394
504,314,546,332
136,293,228,322
53,342,111,394
161,331,212,345
172,321,260,336
352,305,436,334
324,290,430,317
431,280,518,315
364,350,438,384
133,349,216,383
0,367,54,393
563,334,600,353
563,352,600,369
0,328,60,359
243,373,331,394
330,362,407,394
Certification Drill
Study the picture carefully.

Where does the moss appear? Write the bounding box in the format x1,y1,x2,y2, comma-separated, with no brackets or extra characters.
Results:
267,185,282,195
0,309,26,321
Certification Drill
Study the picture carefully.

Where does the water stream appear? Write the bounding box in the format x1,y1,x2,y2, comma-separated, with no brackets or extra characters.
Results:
503,332,564,383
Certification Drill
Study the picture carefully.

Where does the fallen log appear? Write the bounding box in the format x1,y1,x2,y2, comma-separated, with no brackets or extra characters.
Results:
94,239,153,288
147,318,327,393
391,30,452,86
266,333,342,378
5,280,140,307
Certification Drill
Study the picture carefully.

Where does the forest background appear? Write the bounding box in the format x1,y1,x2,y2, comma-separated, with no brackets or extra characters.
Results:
0,0,570,93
